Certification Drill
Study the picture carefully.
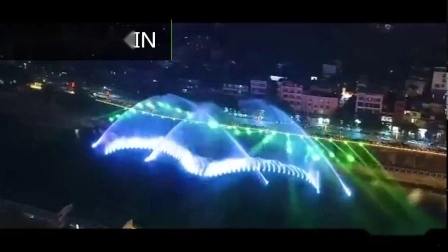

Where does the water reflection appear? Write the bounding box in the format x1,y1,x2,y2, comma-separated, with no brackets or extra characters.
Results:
0,116,446,232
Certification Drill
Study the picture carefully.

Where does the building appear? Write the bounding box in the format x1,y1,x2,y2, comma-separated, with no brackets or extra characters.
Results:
250,80,268,96
355,93,383,114
277,81,339,116
270,75,286,81
277,81,303,112
339,87,353,107
430,67,447,103
431,67,447,91
381,113,393,129
393,101,405,123
309,79,336,94
322,63,339,79
403,110,422,124
405,79,426,97
222,83,249,96
423,102,445,116
301,92,339,116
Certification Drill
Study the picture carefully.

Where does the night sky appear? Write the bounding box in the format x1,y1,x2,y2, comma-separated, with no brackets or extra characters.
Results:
210,23,446,77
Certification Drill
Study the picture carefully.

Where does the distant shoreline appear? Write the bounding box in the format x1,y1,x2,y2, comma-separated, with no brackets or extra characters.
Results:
351,167,447,193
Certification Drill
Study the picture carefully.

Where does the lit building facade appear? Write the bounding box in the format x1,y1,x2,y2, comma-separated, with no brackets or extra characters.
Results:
430,67,447,103
301,94,339,116
250,80,268,96
278,81,303,112
278,81,338,116
222,83,249,96
431,67,447,91
355,93,383,114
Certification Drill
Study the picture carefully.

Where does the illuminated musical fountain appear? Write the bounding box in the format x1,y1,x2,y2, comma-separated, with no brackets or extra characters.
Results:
92,94,355,196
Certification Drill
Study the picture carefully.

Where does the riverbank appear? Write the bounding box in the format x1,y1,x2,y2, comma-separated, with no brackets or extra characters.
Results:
351,167,447,193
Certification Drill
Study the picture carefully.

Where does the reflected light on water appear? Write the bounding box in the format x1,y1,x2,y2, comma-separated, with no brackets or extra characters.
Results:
407,189,424,205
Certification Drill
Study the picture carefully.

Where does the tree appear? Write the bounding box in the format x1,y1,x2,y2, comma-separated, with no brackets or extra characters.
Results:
358,115,386,132
332,96,356,126
395,121,419,140
396,121,419,133
330,108,354,127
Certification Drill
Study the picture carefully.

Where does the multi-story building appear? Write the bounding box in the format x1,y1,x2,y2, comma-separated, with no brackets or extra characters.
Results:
301,92,339,116
277,81,338,116
278,81,303,112
430,67,447,103
431,67,447,91
222,83,249,96
355,93,383,114
250,80,268,96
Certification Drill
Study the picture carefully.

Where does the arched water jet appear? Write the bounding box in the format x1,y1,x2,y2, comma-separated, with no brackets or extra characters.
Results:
92,95,351,196
103,136,318,191
145,98,269,185
92,95,183,148
270,105,351,196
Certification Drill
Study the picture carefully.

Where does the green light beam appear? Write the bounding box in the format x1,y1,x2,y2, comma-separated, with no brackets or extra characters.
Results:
343,142,369,167
249,134,275,156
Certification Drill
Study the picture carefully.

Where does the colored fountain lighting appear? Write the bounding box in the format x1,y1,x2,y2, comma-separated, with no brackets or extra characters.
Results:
311,154,321,161
94,97,443,199
207,120,220,129
96,99,446,156
98,137,320,192
286,137,293,154
145,102,155,109
92,98,359,196
346,155,355,162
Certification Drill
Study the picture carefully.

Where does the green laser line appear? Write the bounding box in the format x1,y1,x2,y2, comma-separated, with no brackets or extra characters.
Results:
344,142,368,167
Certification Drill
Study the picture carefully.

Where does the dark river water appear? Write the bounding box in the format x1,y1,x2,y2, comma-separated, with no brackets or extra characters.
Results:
0,114,445,233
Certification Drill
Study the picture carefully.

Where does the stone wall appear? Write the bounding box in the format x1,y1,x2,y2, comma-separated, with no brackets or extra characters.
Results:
368,146,446,174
